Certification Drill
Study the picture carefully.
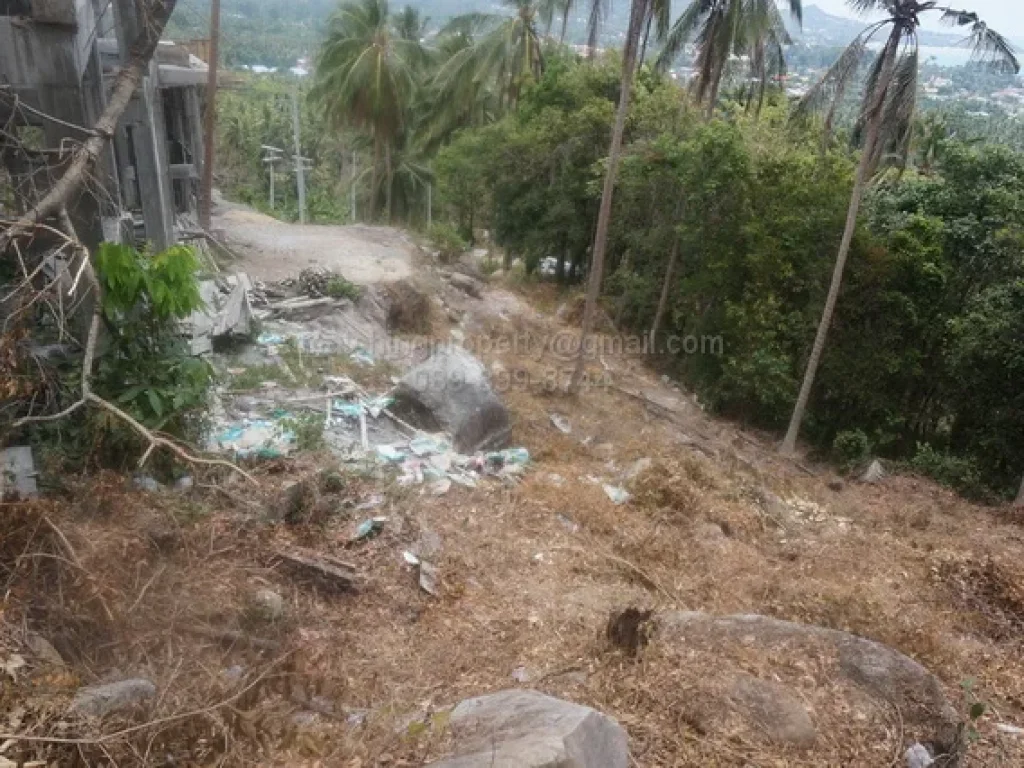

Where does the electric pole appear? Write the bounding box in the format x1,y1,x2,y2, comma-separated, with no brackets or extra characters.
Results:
292,89,307,225
350,149,357,222
262,145,283,210
199,0,221,230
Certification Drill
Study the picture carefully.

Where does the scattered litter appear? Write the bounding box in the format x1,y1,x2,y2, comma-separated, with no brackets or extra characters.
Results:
350,347,375,366
257,332,285,346
511,665,531,683
325,375,357,394
352,517,388,542
1,446,38,500
376,445,406,463
173,475,194,492
557,514,579,533
132,474,162,493
403,550,420,566
214,419,294,458
430,478,452,496
418,560,439,596
997,723,1024,736
549,413,572,434
355,493,385,511
624,457,653,481
186,273,255,355
410,436,448,456
1,654,26,680
603,484,631,505
546,473,566,486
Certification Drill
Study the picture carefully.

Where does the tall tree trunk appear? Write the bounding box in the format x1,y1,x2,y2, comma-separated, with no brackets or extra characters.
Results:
704,65,723,120
1016,475,1024,506
559,2,570,44
370,133,382,222
384,141,393,223
650,233,680,347
569,0,649,394
0,0,179,252
780,29,902,455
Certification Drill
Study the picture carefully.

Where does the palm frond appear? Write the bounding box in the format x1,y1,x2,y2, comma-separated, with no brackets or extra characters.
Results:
654,0,713,71
792,25,876,122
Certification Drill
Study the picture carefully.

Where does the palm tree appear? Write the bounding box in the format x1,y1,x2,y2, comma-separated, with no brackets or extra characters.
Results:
442,0,546,110
656,0,801,119
311,0,427,221
568,0,651,393
779,1,1019,455
1017,475,1024,506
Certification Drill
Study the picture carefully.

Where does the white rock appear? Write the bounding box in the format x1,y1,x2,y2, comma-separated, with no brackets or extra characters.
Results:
861,459,885,484
70,679,156,718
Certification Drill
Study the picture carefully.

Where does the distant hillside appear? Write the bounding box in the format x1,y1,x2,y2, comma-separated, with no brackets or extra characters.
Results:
787,5,967,48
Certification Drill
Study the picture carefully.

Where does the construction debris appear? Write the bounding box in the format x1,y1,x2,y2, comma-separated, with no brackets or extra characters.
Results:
185,273,255,355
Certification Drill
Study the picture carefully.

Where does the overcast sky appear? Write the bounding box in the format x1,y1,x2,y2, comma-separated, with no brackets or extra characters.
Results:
810,0,1024,41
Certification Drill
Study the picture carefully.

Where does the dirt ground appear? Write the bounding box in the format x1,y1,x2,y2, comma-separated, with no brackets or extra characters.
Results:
210,195,415,284
3,237,1024,767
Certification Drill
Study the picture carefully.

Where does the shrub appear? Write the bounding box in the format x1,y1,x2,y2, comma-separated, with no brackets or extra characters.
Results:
833,429,871,473
281,412,325,452
326,275,361,301
910,443,984,498
427,222,467,263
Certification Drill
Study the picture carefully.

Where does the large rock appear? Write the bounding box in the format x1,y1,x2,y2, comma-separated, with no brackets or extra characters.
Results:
427,689,628,768
393,347,510,453
657,613,958,752
70,678,156,718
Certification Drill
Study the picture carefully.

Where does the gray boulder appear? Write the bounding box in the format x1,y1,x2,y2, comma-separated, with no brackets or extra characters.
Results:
427,689,628,768
449,272,483,298
393,347,510,453
658,612,958,749
861,459,886,484
70,678,156,718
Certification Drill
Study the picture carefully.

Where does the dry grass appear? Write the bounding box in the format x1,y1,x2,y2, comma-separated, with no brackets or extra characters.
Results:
3,285,1024,766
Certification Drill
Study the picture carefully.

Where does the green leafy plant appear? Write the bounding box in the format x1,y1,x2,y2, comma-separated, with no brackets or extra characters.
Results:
427,222,468,263
281,411,326,452
910,443,984,499
85,242,213,465
326,275,361,301
833,430,871,473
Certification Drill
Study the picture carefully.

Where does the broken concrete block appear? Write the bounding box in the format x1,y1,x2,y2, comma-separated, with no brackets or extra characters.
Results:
426,689,628,768
70,678,156,718
393,347,510,453
1,446,38,500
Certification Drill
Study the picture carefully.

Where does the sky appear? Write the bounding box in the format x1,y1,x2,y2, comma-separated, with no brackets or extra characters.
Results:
810,0,1024,41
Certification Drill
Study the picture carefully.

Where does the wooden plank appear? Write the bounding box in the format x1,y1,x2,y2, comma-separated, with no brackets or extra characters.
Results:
274,547,361,590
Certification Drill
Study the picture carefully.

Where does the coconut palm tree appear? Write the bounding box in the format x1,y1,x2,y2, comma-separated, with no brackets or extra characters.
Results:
779,1,1019,455
442,0,546,111
568,0,651,393
311,0,427,221
655,0,802,118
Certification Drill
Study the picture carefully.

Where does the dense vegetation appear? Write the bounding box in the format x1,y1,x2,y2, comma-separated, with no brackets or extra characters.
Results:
432,56,1024,500
207,0,1024,500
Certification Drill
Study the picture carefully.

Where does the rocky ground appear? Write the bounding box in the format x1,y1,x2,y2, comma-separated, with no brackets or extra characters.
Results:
2,221,1024,767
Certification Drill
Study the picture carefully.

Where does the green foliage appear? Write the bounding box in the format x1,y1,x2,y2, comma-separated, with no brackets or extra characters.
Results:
326,275,362,300
910,443,985,499
833,430,870,472
433,56,1024,499
95,243,202,320
280,412,326,452
427,222,468,262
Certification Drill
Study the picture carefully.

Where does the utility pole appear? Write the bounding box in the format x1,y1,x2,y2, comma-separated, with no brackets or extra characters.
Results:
350,149,357,222
262,145,283,210
198,0,221,230
291,89,307,225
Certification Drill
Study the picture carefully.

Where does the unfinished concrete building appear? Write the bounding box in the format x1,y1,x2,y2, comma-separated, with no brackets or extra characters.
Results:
0,0,208,250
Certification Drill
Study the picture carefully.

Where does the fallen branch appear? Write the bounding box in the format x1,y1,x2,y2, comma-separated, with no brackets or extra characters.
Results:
273,547,361,590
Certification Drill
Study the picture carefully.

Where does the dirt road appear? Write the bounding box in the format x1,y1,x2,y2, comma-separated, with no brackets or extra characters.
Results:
211,196,415,284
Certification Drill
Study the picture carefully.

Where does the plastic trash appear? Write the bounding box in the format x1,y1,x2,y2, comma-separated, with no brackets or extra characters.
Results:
603,484,631,505
350,347,375,366
549,413,571,434
352,516,388,542
409,436,448,457
376,445,406,463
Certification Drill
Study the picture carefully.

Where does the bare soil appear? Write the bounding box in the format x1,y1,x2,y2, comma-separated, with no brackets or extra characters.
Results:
3,236,1024,767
